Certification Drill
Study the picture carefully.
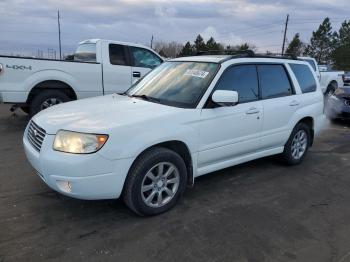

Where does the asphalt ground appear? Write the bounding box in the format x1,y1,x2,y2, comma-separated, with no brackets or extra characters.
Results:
0,104,350,262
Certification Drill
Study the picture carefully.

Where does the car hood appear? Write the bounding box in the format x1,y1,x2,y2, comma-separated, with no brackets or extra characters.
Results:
32,94,186,134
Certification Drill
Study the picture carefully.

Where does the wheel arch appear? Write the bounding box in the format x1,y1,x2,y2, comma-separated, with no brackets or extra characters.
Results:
128,140,194,188
26,80,77,104
326,80,338,92
296,116,314,146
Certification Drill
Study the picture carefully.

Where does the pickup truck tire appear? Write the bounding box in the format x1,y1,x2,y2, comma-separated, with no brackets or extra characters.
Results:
29,90,71,116
281,122,310,165
325,81,338,96
123,147,187,216
20,106,30,114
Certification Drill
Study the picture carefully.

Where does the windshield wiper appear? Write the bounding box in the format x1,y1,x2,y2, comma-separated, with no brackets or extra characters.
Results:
131,94,161,103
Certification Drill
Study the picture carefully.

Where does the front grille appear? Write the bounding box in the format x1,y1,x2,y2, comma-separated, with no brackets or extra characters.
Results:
27,121,46,152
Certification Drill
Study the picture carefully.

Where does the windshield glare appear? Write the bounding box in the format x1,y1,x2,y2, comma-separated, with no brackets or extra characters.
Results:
127,61,219,108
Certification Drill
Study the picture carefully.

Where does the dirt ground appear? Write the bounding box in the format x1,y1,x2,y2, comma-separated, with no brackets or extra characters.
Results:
1,104,350,262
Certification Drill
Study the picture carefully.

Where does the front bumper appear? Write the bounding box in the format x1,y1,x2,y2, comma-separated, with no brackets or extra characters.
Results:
23,124,134,200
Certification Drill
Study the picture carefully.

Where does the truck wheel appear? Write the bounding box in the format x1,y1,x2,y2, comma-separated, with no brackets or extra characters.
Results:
123,147,187,216
29,90,71,116
281,123,310,165
20,106,30,114
325,82,337,97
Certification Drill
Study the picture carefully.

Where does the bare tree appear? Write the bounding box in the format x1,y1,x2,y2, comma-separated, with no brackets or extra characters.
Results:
153,41,184,58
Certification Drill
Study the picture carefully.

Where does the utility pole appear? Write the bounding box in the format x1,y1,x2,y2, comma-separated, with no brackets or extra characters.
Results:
281,14,289,55
150,35,154,49
57,10,62,60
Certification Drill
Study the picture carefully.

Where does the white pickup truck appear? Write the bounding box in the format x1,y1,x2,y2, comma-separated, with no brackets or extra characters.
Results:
0,39,163,115
299,57,344,94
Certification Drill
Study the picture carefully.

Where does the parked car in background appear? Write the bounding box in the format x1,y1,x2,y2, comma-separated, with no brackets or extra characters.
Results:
343,72,350,86
0,39,163,116
23,52,325,216
326,87,350,120
299,57,344,95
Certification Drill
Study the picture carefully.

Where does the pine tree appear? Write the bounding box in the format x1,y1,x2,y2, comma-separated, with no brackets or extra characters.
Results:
194,34,207,52
238,43,250,51
178,42,194,57
332,20,350,70
304,18,337,64
206,37,220,51
286,33,304,56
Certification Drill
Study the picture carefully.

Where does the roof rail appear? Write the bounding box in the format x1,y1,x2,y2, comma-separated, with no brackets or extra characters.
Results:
254,53,299,60
196,49,255,57
195,49,299,63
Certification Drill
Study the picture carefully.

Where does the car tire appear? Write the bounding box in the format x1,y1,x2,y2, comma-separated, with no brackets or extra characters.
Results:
123,147,187,216
20,106,30,114
29,90,71,117
281,122,310,165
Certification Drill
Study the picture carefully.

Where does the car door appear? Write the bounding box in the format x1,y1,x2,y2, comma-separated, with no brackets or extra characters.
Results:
258,64,300,150
129,46,163,84
198,64,263,173
102,43,132,94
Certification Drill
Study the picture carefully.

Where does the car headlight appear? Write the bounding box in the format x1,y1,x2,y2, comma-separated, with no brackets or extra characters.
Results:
53,130,108,154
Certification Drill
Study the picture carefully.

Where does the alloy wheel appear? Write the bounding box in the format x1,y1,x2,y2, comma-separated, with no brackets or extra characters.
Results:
141,162,180,208
291,130,308,160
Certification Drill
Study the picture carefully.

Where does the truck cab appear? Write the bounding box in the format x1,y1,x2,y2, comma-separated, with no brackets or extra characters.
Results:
0,39,163,116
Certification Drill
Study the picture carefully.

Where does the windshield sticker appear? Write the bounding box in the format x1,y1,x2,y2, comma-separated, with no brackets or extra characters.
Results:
184,69,209,79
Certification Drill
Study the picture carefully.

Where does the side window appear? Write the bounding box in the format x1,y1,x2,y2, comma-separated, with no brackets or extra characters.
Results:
215,65,259,103
131,47,162,69
258,65,293,99
109,44,128,66
289,64,317,93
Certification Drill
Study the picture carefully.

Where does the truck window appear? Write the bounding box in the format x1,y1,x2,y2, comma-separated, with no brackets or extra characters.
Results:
302,59,317,72
258,65,293,99
289,64,317,93
109,44,128,66
74,43,96,62
131,47,162,69
215,65,259,103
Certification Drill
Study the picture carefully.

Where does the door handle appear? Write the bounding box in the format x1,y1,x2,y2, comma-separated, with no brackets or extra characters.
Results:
133,71,141,78
289,100,300,106
245,107,260,114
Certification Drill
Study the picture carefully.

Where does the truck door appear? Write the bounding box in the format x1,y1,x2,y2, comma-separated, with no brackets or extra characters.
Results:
102,43,132,94
129,46,163,84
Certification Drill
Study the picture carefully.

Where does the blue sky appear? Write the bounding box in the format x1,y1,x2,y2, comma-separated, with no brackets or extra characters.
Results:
0,0,349,56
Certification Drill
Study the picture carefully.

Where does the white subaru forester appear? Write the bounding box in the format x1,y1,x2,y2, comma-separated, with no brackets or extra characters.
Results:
23,53,325,216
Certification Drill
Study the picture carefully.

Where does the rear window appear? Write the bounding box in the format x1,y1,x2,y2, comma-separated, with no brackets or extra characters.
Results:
258,65,293,99
302,59,317,72
74,43,96,62
289,64,317,93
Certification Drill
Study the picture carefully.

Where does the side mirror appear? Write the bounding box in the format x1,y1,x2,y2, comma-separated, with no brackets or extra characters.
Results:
212,90,239,106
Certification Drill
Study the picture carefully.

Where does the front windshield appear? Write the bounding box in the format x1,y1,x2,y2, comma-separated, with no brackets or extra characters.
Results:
126,61,219,108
